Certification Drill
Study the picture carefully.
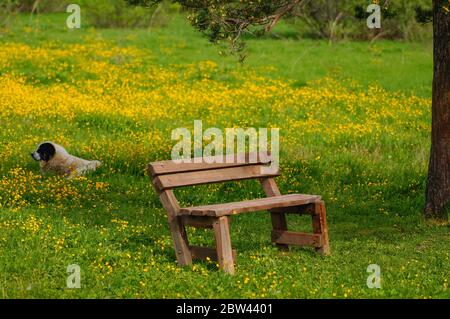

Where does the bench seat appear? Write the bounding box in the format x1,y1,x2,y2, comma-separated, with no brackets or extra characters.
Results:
179,194,321,217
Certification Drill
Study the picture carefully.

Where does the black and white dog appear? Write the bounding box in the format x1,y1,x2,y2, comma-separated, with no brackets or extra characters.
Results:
31,142,101,178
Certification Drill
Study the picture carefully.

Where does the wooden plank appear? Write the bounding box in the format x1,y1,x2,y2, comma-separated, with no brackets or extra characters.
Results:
148,152,272,177
271,230,322,247
179,194,321,217
312,201,331,255
260,177,289,251
270,203,316,215
153,164,278,191
190,246,237,262
158,190,192,266
182,216,215,229
213,217,235,275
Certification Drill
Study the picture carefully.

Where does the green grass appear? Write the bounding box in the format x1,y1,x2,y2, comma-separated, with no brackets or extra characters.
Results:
0,13,448,299
1,13,433,96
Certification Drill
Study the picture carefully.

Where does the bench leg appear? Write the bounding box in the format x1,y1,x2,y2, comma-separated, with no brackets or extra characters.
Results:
168,215,193,266
213,216,235,275
270,212,290,251
158,190,193,266
260,177,290,251
312,201,331,255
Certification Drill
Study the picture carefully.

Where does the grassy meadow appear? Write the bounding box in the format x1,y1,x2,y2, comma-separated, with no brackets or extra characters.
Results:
0,13,448,298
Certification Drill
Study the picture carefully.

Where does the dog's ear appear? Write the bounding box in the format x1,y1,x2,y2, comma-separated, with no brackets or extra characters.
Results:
37,143,56,162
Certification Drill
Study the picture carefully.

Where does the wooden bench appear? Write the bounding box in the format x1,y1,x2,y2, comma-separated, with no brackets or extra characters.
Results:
147,153,330,274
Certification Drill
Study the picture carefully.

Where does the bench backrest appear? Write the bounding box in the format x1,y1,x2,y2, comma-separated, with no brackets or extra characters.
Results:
148,152,278,191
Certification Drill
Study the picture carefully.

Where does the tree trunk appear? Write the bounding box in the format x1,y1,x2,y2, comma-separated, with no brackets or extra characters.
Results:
424,1,450,221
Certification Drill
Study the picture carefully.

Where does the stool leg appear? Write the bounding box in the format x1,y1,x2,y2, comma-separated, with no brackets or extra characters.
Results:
213,216,235,275
312,201,330,255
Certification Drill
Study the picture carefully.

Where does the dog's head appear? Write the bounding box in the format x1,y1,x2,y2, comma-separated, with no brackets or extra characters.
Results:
31,142,56,162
